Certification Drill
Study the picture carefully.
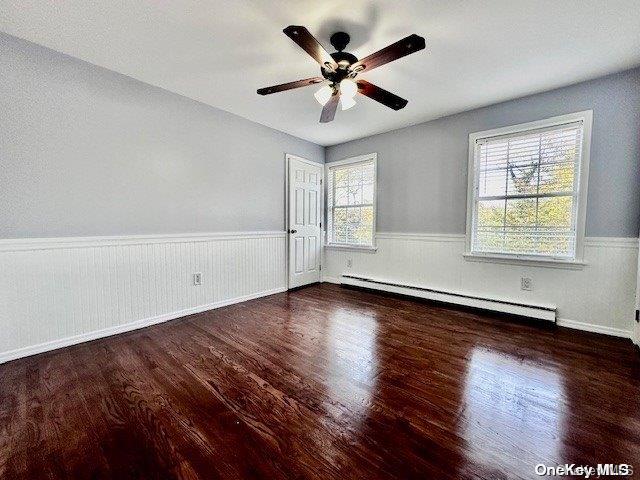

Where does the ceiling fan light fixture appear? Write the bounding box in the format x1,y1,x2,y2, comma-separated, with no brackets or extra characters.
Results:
340,95,356,111
314,84,334,106
339,79,357,99
257,27,425,122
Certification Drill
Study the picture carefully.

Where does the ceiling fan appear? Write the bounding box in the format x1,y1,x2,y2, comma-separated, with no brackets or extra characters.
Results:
257,26,426,123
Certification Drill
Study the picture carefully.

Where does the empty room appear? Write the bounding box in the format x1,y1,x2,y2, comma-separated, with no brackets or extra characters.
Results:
1,1,640,478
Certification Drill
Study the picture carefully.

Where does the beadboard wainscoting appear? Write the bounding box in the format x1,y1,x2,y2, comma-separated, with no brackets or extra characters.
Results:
323,233,638,338
0,232,287,363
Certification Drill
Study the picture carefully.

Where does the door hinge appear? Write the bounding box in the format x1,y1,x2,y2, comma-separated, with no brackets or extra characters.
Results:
319,222,322,229
319,265,322,271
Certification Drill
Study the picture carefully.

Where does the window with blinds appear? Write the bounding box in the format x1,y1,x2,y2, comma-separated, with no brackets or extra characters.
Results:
469,117,587,260
327,155,377,247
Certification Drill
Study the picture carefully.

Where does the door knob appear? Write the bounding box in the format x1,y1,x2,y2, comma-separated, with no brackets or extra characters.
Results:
289,229,297,234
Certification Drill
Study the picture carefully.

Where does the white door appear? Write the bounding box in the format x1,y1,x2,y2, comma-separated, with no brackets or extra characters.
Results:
288,156,322,288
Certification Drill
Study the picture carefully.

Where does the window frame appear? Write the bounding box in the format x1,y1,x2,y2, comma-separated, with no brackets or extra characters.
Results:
325,153,378,251
464,110,593,268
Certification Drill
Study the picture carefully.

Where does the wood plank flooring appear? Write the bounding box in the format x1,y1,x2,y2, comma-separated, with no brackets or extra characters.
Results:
1,283,639,479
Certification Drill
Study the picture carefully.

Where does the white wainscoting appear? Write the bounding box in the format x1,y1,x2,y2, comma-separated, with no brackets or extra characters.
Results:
323,233,638,339
0,232,287,363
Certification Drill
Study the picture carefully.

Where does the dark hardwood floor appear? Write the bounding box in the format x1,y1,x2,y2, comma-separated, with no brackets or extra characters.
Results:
1,283,639,479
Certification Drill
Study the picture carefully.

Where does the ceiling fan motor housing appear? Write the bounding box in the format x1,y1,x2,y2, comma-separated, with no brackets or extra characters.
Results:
257,25,426,122
322,32,359,83
330,32,350,51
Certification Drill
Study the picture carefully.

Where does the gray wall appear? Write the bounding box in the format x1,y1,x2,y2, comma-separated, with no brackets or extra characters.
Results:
0,33,323,238
326,68,640,237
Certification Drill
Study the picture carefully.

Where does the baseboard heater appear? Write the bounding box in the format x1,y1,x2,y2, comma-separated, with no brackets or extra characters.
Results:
340,275,556,322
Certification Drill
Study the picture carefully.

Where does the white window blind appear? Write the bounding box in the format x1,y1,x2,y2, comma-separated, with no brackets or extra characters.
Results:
471,120,584,259
327,157,376,247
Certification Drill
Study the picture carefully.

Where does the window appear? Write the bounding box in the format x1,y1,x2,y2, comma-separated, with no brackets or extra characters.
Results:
466,111,592,265
326,154,377,248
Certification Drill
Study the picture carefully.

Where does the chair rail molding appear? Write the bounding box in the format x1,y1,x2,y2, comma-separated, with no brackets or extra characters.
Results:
323,233,638,339
0,232,287,363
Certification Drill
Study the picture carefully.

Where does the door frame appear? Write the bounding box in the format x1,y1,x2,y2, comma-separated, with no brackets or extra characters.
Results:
284,154,324,289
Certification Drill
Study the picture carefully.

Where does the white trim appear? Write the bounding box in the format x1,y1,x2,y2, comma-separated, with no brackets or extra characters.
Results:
329,276,632,338
325,153,377,168
374,232,634,248
584,237,639,249
463,253,587,270
285,153,323,289
333,275,633,338
5,231,629,253
339,274,556,322
557,318,631,338
465,110,593,264
324,244,378,252
0,287,286,364
323,234,637,339
376,232,466,242
325,153,378,249
0,231,286,252
321,276,341,284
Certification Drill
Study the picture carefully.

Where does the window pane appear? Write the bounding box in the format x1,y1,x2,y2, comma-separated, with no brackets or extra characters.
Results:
334,187,348,206
333,208,347,243
347,206,361,225
478,166,507,197
362,166,374,184
348,168,362,185
362,184,374,204
538,162,574,193
472,121,581,259
477,199,505,227
505,198,536,227
346,184,363,205
334,224,347,244
328,159,375,246
334,169,349,187
346,206,373,245
475,227,505,253
496,199,540,255
537,196,573,227
506,164,538,196
475,200,505,253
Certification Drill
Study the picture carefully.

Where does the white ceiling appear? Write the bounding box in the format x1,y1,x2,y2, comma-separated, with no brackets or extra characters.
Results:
1,1,639,146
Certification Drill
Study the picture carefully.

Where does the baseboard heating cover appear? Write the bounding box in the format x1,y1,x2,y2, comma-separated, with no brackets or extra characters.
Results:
340,274,557,322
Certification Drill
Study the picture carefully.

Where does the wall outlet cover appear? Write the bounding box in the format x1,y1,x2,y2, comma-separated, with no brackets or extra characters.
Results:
521,277,533,291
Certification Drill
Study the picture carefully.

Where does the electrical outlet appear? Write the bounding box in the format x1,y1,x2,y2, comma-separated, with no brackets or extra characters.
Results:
193,272,202,286
520,277,533,291
346,258,353,268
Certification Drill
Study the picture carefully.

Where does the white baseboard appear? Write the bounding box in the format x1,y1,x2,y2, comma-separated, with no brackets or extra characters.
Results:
321,276,341,284
0,287,286,364
339,274,556,322
323,233,637,339
330,277,632,338
556,318,631,338
0,231,287,364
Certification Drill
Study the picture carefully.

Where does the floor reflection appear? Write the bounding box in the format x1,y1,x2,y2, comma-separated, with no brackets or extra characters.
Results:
461,346,566,471
323,307,379,428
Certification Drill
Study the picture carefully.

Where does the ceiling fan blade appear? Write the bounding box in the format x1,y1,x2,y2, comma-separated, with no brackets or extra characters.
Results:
320,93,339,123
357,80,408,110
283,26,338,71
350,34,425,74
257,77,324,95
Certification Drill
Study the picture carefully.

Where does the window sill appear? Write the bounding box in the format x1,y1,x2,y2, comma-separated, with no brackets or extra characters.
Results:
463,253,586,270
325,244,378,253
